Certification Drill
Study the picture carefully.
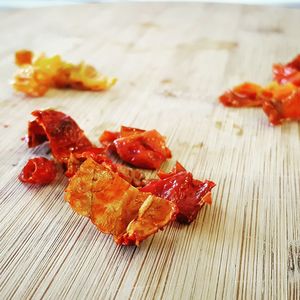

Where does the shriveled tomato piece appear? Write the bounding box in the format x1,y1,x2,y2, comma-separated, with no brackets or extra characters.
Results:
65,158,177,245
99,126,172,169
117,193,177,245
15,49,33,66
120,126,145,137
261,82,300,125
67,63,117,91
65,146,145,187
19,157,56,185
99,130,119,147
219,82,263,107
65,147,110,177
28,119,48,147
141,162,215,224
28,109,93,164
13,50,116,97
273,54,300,86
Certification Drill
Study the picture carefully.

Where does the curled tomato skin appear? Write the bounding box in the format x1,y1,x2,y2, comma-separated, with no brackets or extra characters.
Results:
65,158,177,245
19,157,56,185
219,82,263,107
261,83,300,125
141,162,215,224
65,147,110,178
28,109,93,164
65,146,146,187
15,50,33,66
220,81,300,125
13,50,116,97
99,130,119,147
273,55,300,86
99,126,172,169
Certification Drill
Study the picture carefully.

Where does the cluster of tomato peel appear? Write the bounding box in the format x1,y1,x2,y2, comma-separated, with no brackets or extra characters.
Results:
19,109,215,245
219,54,300,125
13,50,116,97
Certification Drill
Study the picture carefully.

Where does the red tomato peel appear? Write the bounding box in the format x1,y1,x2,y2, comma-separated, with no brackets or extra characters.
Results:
220,80,300,125
261,83,300,125
99,126,171,169
28,109,93,164
19,157,56,185
273,55,300,86
219,82,263,107
141,162,215,224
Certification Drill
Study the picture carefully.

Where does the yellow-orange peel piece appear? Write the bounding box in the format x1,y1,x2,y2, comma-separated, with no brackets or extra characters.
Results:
65,158,177,245
13,50,116,97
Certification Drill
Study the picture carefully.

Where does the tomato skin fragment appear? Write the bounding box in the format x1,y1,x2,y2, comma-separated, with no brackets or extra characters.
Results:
19,157,56,185
26,109,146,186
99,130,119,147
15,49,33,66
13,50,116,97
28,109,93,164
261,83,300,125
65,158,177,245
99,126,171,169
64,146,145,187
141,162,215,224
220,81,300,125
219,82,263,107
65,147,110,178
273,55,300,87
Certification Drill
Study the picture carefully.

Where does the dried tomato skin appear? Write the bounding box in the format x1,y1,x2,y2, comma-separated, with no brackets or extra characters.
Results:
65,158,177,245
113,135,167,169
65,147,110,178
273,55,300,86
64,146,146,187
28,109,93,164
100,126,172,170
219,82,263,107
141,163,215,224
99,130,119,146
28,120,48,147
19,157,56,185
13,51,116,97
261,83,300,125
15,50,33,66
120,126,145,137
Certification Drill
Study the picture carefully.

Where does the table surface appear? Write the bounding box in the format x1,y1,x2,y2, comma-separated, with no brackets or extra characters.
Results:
0,3,300,299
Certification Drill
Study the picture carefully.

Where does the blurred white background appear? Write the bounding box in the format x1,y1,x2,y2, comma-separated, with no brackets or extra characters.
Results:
0,0,299,8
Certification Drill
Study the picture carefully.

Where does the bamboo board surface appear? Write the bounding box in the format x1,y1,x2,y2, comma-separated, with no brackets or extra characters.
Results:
0,3,300,299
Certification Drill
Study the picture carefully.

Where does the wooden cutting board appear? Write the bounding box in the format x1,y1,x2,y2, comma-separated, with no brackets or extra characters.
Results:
1,3,299,299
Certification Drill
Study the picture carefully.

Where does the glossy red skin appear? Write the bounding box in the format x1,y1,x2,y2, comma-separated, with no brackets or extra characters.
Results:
28,110,93,164
273,55,300,86
141,162,215,224
219,82,263,107
99,126,171,170
99,130,119,147
19,157,56,184
261,86,300,125
220,80,300,125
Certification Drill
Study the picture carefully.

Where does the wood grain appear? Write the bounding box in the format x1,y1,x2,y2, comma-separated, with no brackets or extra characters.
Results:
0,3,300,299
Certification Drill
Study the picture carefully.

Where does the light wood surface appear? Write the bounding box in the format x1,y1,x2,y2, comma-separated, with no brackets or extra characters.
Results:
1,3,300,299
